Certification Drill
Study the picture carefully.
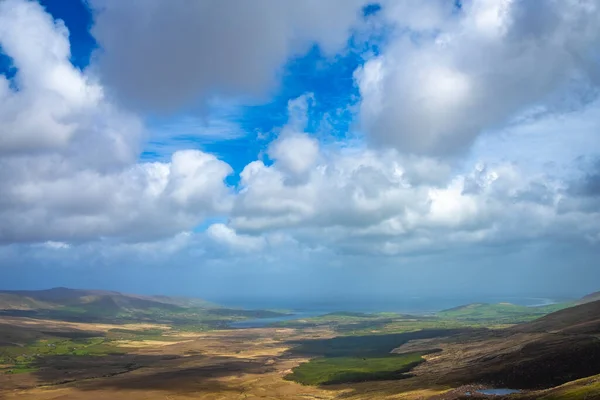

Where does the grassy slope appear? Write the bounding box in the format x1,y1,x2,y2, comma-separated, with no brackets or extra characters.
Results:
0,288,289,376
0,321,201,375
0,288,287,327
514,373,600,399
3,289,599,393
512,299,600,334
284,301,600,390
579,291,600,304
274,302,571,337
403,300,600,393
0,337,123,374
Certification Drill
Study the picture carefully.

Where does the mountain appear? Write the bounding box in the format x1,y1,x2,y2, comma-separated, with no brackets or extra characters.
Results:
0,287,216,311
0,287,285,325
437,301,568,323
514,298,600,335
0,287,222,323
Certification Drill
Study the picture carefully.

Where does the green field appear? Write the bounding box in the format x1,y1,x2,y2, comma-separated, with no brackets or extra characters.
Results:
273,302,572,336
0,337,123,374
284,330,450,386
437,302,570,323
285,352,426,385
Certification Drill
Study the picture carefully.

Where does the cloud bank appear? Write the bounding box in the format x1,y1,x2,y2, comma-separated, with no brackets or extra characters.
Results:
0,0,598,297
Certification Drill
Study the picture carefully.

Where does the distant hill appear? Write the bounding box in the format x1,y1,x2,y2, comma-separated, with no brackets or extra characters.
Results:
0,287,285,324
437,301,568,323
514,299,600,335
0,287,221,323
580,290,600,304
0,287,217,311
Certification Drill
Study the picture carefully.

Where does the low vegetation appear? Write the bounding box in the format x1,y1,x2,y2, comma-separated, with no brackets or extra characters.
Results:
273,303,570,336
0,337,122,374
437,302,569,323
285,352,426,385
0,287,288,327
284,331,451,386
3,288,600,400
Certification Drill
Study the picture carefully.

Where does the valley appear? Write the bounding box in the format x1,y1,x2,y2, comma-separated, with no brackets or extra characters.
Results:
1,288,599,399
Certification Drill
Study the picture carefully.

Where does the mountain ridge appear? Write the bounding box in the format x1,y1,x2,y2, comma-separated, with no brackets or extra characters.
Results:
0,287,217,311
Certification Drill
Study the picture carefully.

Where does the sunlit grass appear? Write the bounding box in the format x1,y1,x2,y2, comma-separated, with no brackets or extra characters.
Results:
285,353,425,385
0,337,123,374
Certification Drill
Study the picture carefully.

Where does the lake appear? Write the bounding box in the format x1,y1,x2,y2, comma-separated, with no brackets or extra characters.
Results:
477,388,521,395
217,296,562,316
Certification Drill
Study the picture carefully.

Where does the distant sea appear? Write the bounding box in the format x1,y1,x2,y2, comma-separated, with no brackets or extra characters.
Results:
216,295,567,315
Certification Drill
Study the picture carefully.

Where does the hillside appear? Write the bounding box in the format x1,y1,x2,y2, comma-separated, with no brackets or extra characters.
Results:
580,290,600,304
1,292,600,399
396,299,600,391
0,287,217,311
437,301,568,324
0,288,284,325
513,298,600,335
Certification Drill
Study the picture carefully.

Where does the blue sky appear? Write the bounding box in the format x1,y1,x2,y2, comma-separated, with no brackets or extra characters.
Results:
29,1,370,178
0,0,599,304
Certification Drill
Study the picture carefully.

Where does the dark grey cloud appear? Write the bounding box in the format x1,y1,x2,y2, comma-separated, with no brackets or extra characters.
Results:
0,1,234,244
574,160,600,197
89,0,368,111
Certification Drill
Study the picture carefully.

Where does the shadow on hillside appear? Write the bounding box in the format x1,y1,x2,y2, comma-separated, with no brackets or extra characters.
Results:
283,329,465,358
0,320,105,345
29,353,173,384
315,333,600,399
279,324,600,398
31,354,276,393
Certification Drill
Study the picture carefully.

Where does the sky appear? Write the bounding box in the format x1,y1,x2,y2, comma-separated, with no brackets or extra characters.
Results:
0,0,599,305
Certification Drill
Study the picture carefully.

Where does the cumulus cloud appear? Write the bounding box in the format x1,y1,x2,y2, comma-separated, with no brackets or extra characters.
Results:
0,0,135,161
221,94,600,256
207,224,265,253
357,0,600,156
267,95,320,180
89,0,369,111
0,0,598,276
0,0,233,244
0,148,233,243
233,149,600,255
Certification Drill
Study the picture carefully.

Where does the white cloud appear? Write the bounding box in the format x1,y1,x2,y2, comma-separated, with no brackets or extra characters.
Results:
41,241,70,250
0,149,233,243
267,94,320,179
232,151,600,256
357,0,600,156
221,93,600,256
207,224,265,253
0,0,598,275
0,0,233,244
0,0,119,156
268,134,319,178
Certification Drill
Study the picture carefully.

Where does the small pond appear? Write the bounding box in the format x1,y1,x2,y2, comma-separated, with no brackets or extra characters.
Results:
476,388,521,396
